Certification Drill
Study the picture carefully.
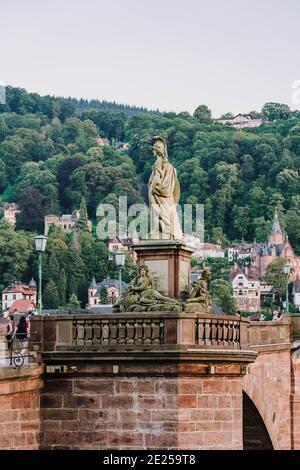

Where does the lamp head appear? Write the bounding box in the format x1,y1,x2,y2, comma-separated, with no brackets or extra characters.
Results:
34,235,47,252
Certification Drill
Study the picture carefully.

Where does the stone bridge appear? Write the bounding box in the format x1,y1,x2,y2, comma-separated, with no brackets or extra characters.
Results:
0,313,299,450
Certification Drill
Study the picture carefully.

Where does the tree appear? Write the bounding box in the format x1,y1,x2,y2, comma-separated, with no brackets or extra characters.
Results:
205,258,231,282
15,187,45,233
193,105,212,124
209,279,237,315
100,286,108,304
265,258,288,300
262,102,291,121
66,293,81,309
0,219,33,286
44,280,60,308
76,196,89,231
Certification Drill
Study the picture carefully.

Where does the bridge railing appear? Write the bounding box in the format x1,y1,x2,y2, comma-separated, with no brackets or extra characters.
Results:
29,312,250,352
248,317,292,348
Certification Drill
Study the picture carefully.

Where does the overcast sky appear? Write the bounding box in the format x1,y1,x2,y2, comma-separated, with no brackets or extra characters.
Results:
1,0,300,116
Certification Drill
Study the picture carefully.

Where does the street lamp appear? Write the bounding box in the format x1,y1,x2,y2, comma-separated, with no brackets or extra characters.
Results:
283,263,290,314
115,251,125,300
34,236,47,315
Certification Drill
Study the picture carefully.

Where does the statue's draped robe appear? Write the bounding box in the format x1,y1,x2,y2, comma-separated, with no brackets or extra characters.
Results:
148,159,182,239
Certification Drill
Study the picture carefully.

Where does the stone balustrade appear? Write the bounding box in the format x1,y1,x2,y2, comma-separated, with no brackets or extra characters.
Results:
30,312,250,352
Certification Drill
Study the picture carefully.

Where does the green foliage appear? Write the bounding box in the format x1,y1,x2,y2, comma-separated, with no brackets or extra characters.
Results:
265,258,288,299
209,279,237,315
205,258,231,282
262,102,291,121
44,280,60,309
65,293,81,309
100,286,108,304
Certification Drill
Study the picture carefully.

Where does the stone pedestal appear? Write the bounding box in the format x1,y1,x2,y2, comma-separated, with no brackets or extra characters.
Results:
132,240,194,299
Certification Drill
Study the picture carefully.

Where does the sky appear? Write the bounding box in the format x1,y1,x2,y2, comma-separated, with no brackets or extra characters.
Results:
1,0,300,116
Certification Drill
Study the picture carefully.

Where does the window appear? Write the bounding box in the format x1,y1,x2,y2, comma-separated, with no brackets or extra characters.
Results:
94,299,97,305
13,294,16,300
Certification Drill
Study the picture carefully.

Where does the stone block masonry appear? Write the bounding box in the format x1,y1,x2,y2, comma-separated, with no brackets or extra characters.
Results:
0,365,44,450
39,357,250,450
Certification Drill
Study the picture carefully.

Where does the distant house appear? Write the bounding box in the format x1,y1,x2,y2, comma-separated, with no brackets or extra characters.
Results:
193,243,225,260
3,203,20,226
108,236,139,264
228,244,253,262
96,136,110,146
252,210,300,280
230,267,272,312
217,113,262,129
2,279,37,313
116,142,130,151
88,277,128,307
44,211,92,235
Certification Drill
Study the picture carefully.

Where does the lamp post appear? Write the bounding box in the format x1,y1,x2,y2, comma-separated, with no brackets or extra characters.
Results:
283,263,290,314
34,236,47,315
115,251,126,301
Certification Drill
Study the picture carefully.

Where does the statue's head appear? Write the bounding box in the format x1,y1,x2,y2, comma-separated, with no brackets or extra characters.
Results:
138,265,149,277
151,136,168,161
202,267,212,284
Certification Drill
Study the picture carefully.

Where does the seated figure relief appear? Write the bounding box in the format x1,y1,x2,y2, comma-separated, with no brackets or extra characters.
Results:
184,267,212,314
113,265,183,312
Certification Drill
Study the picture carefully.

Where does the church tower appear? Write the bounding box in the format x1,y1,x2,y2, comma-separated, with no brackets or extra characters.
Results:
268,209,284,245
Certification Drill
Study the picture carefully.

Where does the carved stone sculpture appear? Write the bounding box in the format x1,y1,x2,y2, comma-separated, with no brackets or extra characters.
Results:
184,267,212,313
113,265,183,313
147,136,182,240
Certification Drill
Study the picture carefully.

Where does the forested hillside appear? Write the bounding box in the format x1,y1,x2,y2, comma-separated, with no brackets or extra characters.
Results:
0,86,300,307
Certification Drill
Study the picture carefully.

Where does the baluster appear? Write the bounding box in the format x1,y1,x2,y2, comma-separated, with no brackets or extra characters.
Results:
134,319,143,345
85,321,93,346
204,318,212,346
151,319,160,345
211,319,217,346
117,319,126,345
197,319,205,345
231,321,237,345
217,320,223,346
143,319,152,344
110,320,118,345
93,321,101,346
102,320,110,346
126,320,135,344
77,321,85,346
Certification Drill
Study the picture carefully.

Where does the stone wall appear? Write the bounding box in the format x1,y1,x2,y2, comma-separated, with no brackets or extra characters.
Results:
242,349,292,450
40,361,246,450
0,365,44,449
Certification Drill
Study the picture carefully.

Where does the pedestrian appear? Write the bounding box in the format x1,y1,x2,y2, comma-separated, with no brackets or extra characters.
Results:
6,314,15,351
15,315,30,357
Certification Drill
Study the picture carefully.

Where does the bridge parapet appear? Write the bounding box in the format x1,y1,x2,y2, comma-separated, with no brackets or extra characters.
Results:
248,318,291,351
30,312,250,353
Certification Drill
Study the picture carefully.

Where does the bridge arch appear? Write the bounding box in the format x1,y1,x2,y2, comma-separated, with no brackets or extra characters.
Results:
243,392,273,450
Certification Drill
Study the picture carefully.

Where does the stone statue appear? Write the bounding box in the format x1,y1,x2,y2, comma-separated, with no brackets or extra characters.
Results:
184,267,212,314
113,265,183,312
147,136,182,240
